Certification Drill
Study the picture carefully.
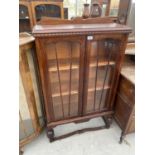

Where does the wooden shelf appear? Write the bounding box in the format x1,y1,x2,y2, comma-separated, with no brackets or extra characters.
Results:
19,17,30,20
90,61,115,67
48,61,115,72
52,85,110,98
49,64,78,72
48,57,79,62
52,90,78,98
88,85,110,92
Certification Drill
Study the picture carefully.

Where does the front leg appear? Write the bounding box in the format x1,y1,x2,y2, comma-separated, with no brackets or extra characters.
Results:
19,148,23,155
119,131,125,144
102,116,112,129
47,128,54,142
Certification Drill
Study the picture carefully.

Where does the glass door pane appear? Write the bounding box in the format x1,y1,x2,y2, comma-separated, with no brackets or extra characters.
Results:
84,38,120,114
44,40,82,121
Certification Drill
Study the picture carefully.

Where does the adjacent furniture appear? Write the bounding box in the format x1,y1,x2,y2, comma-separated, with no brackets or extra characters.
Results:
114,43,135,143
31,1,64,26
19,0,65,33
19,33,44,150
19,0,132,33
19,1,33,33
33,18,131,142
92,0,132,24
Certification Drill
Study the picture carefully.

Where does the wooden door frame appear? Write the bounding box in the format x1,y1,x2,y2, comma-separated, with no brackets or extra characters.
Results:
35,36,85,122
82,33,125,115
106,34,129,110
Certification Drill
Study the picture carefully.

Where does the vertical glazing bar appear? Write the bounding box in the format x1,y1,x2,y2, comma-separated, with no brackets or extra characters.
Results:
99,40,113,110
68,42,72,117
19,111,28,137
49,78,55,120
54,44,65,118
83,39,91,114
93,42,99,111
105,40,121,109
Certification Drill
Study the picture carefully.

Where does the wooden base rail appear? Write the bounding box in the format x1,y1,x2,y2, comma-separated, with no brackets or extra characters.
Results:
47,116,112,142
47,111,114,128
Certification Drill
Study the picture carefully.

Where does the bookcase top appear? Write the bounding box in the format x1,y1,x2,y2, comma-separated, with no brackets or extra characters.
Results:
33,23,132,37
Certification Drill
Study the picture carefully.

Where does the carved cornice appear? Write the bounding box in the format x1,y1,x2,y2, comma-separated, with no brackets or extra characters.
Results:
33,30,131,37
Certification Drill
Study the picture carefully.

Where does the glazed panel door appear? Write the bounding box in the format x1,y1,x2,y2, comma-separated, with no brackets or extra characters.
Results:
83,34,122,115
37,36,85,122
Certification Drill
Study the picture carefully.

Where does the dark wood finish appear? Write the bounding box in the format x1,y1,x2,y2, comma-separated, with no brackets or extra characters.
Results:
114,57,135,143
33,24,131,36
47,116,110,142
47,111,114,128
37,16,117,25
33,19,131,141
